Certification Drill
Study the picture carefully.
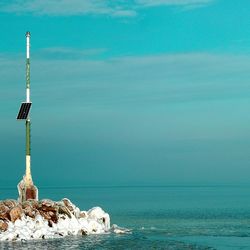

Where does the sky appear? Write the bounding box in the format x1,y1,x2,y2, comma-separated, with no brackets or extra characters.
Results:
0,0,250,188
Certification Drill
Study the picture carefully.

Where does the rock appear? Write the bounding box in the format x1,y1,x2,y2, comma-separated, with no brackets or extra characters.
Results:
41,205,57,212
37,200,59,224
0,203,8,213
3,200,18,209
9,206,23,222
39,211,51,221
23,204,37,218
79,211,87,218
33,229,42,239
87,207,110,231
14,218,25,227
0,204,10,221
48,211,58,224
61,199,80,217
39,200,57,214
24,199,39,209
62,198,74,212
58,205,71,218
40,199,54,208
0,220,8,231
80,229,88,235
48,220,52,227
48,211,54,217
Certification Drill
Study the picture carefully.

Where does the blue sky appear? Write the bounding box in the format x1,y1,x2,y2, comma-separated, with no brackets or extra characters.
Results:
0,0,250,187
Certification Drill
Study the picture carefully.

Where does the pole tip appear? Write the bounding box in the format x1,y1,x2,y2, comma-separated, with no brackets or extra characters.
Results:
26,31,31,37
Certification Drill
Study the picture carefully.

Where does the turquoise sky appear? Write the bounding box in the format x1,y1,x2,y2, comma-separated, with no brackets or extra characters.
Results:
0,0,250,188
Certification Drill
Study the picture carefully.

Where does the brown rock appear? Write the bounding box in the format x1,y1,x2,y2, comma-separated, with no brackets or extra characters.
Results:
0,220,8,231
40,199,54,207
38,200,58,215
30,199,39,209
23,199,39,209
22,200,39,218
39,211,51,221
58,205,71,218
62,198,74,212
23,204,37,218
9,205,23,222
50,213,58,224
0,204,9,214
41,205,57,212
22,201,30,209
38,199,59,224
48,211,55,217
3,200,18,209
0,204,10,221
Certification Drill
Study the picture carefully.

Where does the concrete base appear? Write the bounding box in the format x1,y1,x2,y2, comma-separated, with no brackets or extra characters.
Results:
17,177,38,203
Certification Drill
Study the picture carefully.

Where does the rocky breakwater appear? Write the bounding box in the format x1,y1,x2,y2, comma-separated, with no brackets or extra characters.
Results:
0,198,110,241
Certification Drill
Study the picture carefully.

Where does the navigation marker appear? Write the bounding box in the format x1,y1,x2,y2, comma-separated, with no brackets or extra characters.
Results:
17,32,38,203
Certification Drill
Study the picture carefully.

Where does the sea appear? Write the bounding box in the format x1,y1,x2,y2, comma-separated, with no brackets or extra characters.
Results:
1,185,250,249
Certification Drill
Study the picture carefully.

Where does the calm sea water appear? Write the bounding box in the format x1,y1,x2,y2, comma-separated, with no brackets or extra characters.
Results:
1,186,250,249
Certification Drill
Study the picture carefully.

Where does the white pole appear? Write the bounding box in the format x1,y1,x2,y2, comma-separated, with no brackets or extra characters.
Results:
26,32,30,59
26,32,30,103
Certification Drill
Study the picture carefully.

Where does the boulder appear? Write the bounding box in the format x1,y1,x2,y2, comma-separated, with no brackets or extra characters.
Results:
58,205,71,218
79,211,87,218
25,199,39,209
23,204,37,218
9,206,23,222
0,204,10,221
39,200,57,213
39,211,51,221
62,198,74,212
62,198,80,217
40,199,54,208
0,220,8,231
3,200,18,209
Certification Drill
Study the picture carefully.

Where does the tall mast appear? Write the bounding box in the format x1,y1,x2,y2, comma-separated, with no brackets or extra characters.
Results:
17,31,38,202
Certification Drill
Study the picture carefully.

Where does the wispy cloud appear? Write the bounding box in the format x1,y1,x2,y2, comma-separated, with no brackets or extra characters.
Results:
135,0,213,7
0,0,214,17
0,0,137,17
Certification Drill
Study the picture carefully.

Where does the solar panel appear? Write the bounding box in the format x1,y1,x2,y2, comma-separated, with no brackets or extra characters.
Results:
17,102,32,120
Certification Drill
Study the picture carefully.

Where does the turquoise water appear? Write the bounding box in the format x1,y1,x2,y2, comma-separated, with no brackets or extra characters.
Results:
1,186,250,249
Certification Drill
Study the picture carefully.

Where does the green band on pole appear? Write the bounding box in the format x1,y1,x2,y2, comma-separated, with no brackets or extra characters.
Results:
26,58,30,89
